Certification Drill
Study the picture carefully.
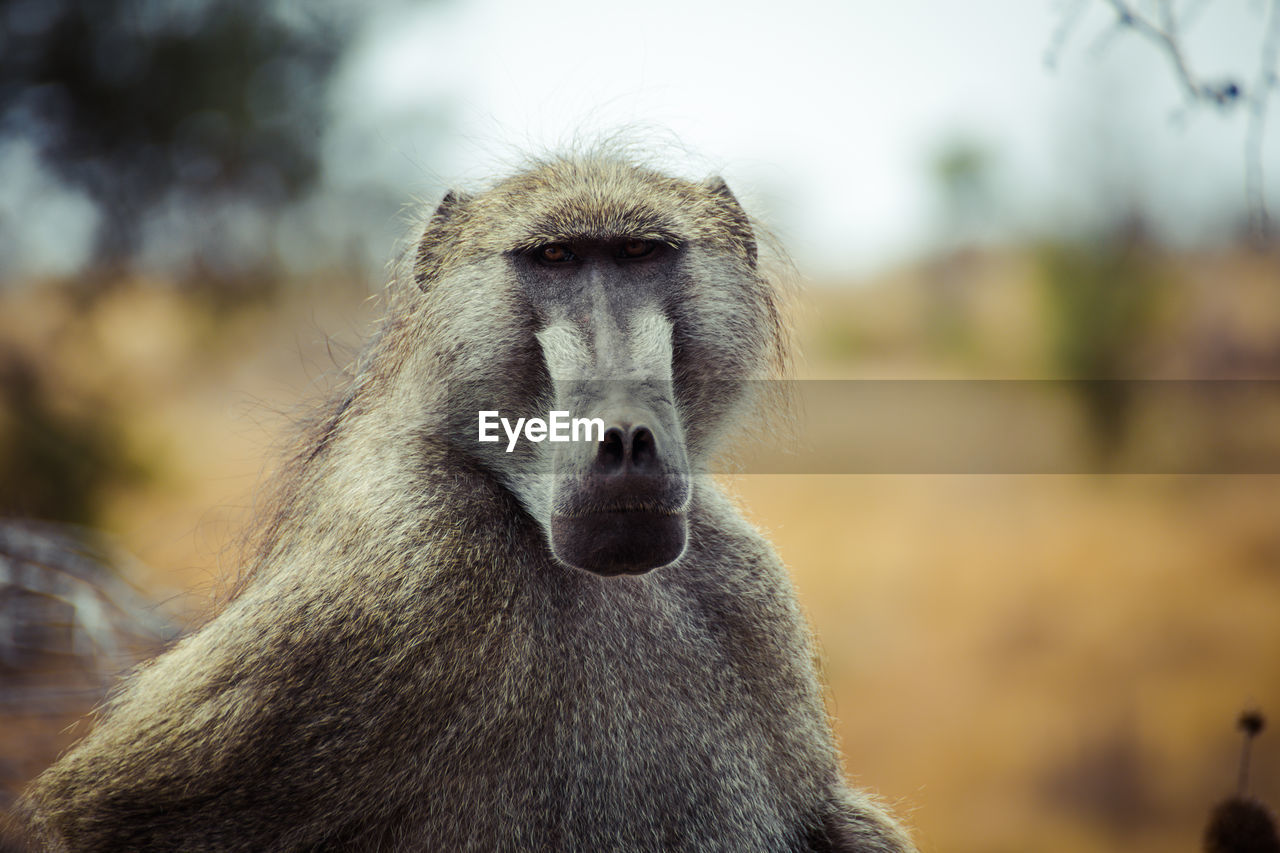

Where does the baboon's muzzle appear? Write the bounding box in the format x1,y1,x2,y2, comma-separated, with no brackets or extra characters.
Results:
536,310,690,575
550,410,689,576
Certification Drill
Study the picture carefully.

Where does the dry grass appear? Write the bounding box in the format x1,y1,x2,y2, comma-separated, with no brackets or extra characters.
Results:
727,473,1280,852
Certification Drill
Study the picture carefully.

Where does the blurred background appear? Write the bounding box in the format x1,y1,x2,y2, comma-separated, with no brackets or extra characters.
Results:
1,0,1279,850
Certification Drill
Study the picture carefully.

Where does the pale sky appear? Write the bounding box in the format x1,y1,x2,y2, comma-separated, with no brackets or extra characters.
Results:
2,0,1274,280
326,0,1277,276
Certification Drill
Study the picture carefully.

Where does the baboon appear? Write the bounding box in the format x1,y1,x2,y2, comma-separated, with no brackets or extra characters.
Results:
18,153,915,852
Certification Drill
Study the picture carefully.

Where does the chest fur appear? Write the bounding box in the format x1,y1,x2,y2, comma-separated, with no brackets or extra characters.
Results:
385,572,827,851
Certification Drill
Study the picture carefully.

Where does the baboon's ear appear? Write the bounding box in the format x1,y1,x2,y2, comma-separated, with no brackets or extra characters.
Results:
414,189,472,291
704,176,757,268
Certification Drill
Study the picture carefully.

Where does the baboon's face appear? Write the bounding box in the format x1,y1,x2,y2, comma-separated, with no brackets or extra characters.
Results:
519,238,691,575
418,159,774,576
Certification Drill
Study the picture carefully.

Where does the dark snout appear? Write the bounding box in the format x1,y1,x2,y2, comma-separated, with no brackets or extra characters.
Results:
551,415,689,576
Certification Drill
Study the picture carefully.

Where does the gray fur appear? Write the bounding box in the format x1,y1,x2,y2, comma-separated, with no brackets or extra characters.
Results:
18,153,915,852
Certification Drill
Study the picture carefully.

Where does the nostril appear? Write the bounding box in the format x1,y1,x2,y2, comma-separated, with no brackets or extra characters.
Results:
631,426,656,468
598,427,626,471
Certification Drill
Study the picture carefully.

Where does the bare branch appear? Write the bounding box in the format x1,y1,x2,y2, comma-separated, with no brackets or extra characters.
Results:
1058,0,1278,239
1245,0,1280,238
1102,0,1239,103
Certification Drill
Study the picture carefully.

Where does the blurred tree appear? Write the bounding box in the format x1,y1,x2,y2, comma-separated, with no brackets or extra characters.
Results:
923,136,1000,357
1037,215,1165,462
932,137,997,245
0,349,146,525
0,0,379,284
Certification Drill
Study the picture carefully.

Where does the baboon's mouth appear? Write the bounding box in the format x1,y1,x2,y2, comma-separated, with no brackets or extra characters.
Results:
549,510,687,576
556,504,684,518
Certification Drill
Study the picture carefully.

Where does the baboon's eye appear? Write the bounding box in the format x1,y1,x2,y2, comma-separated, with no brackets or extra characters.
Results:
537,244,575,264
620,239,656,259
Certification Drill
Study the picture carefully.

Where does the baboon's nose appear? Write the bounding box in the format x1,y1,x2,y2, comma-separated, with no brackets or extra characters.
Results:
596,423,659,474
554,415,687,575
551,410,688,574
